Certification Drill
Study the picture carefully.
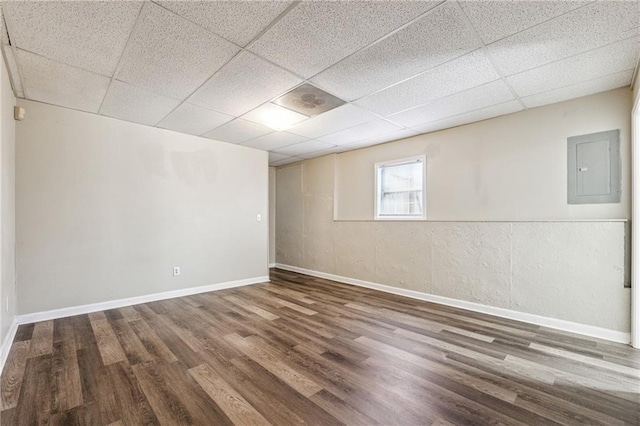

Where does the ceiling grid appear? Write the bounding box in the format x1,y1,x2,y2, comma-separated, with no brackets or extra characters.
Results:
0,0,637,166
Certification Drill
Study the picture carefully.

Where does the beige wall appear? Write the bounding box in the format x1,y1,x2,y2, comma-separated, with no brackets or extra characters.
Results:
0,52,16,346
16,100,268,315
337,88,632,221
633,70,639,105
276,90,633,335
269,167,276,265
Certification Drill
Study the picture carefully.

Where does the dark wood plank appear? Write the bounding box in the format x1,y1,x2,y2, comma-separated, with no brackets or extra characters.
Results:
2,268,639,425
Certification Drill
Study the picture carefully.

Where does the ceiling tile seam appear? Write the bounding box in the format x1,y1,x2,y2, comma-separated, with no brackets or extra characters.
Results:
0,45,23,98
156,54,252,130
382,78,507,120
1,9,28,100
149,0,245,49
106,1,146,79
199,24,640,135
144,0,440,132
0,13,19,96
304,1,449,83
150,0,310,82
97,2,147,115
407,99,521,131
149,0,301,51
239,132,301,148
309,116,402,144
453,1,527,110
150,5,315,133
347,47,489,104
242,1,301,50
505,33,640,80
472,0,597,46
519,67,637,104
2,3,149,80
156,101,234,131
104,1,245,126
1,46,23,99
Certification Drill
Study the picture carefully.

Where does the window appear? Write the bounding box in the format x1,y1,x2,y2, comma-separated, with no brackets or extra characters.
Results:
375,155,426,220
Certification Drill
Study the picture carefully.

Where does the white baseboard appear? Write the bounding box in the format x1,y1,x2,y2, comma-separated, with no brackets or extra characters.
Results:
268,263,276,268
275,263,631,344
16,275,269,325
0,319,19,376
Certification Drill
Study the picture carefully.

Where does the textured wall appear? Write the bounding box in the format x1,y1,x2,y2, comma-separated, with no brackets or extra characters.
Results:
276,156,630,334
17,100,269,315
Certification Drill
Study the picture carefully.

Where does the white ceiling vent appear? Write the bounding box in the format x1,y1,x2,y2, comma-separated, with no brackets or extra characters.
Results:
273,83,345,117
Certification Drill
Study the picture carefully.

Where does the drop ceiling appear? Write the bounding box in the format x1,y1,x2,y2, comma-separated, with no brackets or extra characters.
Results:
1,0,638,166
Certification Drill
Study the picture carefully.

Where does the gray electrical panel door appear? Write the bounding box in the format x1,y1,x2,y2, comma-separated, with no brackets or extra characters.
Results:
567,129,620,204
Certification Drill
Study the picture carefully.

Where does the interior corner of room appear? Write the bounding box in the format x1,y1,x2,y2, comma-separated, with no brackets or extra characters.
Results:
274,86,637,345
0,1,638,423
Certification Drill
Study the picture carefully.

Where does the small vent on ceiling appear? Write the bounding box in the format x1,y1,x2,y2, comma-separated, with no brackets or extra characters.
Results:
273,83,345,118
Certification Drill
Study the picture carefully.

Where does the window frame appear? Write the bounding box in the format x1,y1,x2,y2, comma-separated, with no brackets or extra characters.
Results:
374,155,427,221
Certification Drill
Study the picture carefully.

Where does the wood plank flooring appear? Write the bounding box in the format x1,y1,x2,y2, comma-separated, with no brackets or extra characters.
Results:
2,268,639,425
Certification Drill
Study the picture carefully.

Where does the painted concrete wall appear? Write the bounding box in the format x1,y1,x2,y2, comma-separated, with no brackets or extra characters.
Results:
269,167,276,265
276,90,633,334
337,88,632,221
0,51,16,346
16,100,268,315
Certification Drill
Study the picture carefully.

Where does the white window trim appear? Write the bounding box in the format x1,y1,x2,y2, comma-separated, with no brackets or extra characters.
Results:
374,155,427,220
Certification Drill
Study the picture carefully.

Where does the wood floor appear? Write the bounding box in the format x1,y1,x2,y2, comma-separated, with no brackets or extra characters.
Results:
1,269,639,425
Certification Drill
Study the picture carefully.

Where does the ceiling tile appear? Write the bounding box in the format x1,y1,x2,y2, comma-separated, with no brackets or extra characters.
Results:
189,52,302,116
339,128,420,150
318,119,402,145
268,152,290,163
460,1,590,45
157,1,293,46
287,104,379,139
242,103,308,131
311,2,480,100
0,7,9,45
2,45,24,97
297,149,339,160
507,37,639,97
411,100,524,134
488,1,640,76
274,140,336,157
241,132,307,151
521,69,634,109
116,3,239,100
388,80,515,127
248,1,441,78
3,1,142,76
100,80,181,126
157,102,234,136
202,118,273,144
355,49,500,116
18,50,110,113
271,156,303,167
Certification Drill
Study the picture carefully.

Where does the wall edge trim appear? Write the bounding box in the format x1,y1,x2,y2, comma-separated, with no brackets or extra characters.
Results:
275,263,631,344
15,275,270,325
268,263,276,268
0,319,19,377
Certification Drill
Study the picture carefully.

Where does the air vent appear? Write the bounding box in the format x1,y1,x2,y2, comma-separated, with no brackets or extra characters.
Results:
273,83,345,118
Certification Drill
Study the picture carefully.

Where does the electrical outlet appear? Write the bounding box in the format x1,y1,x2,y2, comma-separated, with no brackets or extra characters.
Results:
173,267,180,277
256,214,262,222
